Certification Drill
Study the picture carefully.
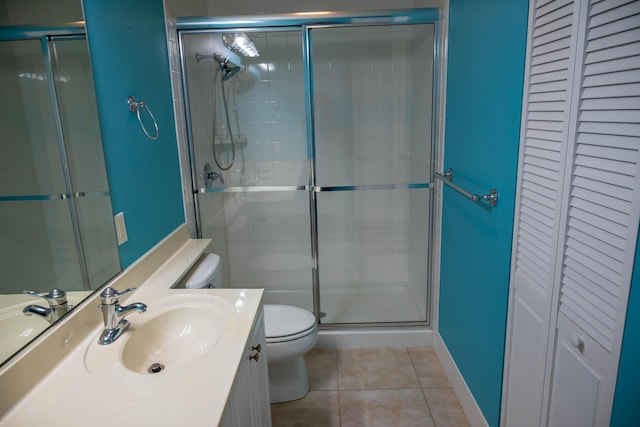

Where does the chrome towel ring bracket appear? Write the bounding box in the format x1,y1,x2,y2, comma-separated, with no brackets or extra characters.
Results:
127,96,159,140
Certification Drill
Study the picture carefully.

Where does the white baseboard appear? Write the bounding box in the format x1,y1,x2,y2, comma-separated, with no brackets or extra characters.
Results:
433,332,489,427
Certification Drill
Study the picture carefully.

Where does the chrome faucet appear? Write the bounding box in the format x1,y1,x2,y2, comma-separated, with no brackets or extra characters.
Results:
98,287,146,345
23,288,73,324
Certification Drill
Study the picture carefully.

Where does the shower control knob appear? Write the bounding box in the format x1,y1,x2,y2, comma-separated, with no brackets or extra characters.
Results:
249,352,260,362
252,344,262,353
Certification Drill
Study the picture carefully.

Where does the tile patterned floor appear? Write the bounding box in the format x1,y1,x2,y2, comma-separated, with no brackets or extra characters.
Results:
271,347,470,427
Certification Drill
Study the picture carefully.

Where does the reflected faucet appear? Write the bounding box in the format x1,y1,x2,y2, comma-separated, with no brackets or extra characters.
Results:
22,288,73,324
97,287,146,345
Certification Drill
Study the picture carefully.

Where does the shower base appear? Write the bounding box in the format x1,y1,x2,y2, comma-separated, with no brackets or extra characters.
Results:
262,282,427,324
262,283,433,348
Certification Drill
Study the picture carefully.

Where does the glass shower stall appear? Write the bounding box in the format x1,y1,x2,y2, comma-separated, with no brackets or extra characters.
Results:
178,9,438,326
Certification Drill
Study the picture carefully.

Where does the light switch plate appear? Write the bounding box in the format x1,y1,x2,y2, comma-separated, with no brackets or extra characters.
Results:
114,212,128,246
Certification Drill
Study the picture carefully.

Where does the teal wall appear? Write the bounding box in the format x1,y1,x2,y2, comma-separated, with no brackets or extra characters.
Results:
439,0,528,426
611,234,640,425
82,0,184,268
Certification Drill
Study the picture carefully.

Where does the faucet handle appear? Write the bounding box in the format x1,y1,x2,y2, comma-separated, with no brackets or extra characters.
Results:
23,288,68,306
99,287,136,304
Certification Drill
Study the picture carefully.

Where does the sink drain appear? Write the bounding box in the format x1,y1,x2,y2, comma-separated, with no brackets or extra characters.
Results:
148,363,165,374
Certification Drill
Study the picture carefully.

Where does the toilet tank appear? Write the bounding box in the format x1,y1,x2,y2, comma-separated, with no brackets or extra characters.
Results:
185,253,222,289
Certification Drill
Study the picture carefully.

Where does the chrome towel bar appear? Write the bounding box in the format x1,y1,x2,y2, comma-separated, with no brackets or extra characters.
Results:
434,168,498,207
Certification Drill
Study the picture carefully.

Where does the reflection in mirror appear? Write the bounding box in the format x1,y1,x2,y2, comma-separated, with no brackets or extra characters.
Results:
0,25,121,365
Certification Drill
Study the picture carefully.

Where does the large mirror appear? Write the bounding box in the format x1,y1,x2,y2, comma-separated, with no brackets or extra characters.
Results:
0,7,121,363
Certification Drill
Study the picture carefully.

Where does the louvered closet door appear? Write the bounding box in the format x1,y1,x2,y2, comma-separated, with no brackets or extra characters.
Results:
502,1,580,425
504,0,640,426
549,0,640,425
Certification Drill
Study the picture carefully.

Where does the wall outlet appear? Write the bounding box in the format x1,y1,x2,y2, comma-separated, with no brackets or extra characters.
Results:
114,212,128,246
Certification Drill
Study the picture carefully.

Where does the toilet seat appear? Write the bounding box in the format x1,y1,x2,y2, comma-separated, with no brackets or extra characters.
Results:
264,304,317,343
266,323,317,343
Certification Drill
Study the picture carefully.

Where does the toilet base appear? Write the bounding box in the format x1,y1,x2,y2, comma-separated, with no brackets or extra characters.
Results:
268,356,309,403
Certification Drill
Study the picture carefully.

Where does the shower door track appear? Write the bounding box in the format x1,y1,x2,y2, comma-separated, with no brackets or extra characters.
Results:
178,9,440,328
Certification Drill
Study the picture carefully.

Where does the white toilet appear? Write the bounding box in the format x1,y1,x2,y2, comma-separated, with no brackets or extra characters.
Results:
185,253,318,403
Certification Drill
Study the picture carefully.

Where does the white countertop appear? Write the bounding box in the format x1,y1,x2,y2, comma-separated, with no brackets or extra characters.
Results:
0,229,263,427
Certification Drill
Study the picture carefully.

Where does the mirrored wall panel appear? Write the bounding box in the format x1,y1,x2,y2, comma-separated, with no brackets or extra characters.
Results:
0,32,120,363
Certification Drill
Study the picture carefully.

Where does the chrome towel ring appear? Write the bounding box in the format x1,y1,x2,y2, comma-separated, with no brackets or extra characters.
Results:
128,96,159,140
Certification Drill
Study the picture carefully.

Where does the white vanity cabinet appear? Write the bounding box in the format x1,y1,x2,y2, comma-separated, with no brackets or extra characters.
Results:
221,308,272,427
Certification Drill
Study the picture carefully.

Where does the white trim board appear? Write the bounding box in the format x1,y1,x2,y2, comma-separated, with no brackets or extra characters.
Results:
434,332,489,427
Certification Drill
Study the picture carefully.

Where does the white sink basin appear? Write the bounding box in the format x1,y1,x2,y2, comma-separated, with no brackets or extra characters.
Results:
84,293,236,381
122,305,229,373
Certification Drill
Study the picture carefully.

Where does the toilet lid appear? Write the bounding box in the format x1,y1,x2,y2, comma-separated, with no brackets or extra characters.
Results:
264,304,316,339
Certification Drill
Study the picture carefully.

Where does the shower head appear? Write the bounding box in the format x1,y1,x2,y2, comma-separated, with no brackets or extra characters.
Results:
222,63,241,81
194,52,242,80
213,53,241,81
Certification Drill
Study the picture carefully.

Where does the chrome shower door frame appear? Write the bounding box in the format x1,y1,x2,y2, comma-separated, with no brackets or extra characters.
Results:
177,8,441,329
